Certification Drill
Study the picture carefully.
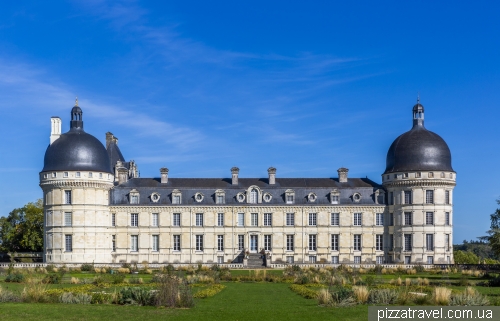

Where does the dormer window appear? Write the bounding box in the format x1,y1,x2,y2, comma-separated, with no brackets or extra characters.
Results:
263,192,272,203
52,172,57,178
151,192,160,203
129,189,140,204
403,173,408,178
99,173,103,178
285,189,295,204
215,189,225,204
194,192,204,203
440,172,445,178
64,172,68,178
330,189,340,204
172,189,182,205
415,172,421,178
428,172,434,178
76,172,81,178
353,193,362,202
88,172,93,178
308,192,317,203
249,188,258,204
236,192,245,203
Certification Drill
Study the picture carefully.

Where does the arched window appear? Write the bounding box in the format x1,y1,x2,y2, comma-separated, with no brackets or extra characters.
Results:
249,188,258,204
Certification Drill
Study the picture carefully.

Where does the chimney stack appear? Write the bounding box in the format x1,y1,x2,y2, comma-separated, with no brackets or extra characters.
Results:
117,167,128,185
338,167,349,183
160,168,169,184
268,167,276,185
231,167,239,185
105,132,118,149
50,117,61,144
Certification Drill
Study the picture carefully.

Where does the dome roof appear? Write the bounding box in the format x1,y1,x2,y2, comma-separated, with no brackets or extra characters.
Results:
42,105,113,174
384,102,453,174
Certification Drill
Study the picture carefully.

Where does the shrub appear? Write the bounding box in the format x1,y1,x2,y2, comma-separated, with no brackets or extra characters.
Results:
459,275,470,286
433,287,451,305
119,287,154,306
71,277,80,284
43,274,61,284
405,278,412,287
155,275,194,308
21,281,49,303
5,272,24,283
317,289,331,305
111,274,126,284
46,264,56,273
81,263,94,272
129,277,144,284
352,286,369,303
330,286,354,303
0,287,21,302
415,265,426,273
193,284,225,298
369,289,398,304
289,284,318,299
59,292,91,304
365,275,375,287
411,293,430,305
449,287,489,306
91,292,113,304
117,268,130,274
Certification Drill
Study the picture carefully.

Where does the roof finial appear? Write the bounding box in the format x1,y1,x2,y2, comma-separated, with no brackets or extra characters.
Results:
75,96,78,107
417,92,420,104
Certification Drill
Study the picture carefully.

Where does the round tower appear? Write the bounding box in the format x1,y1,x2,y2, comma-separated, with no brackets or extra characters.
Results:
382,101,455,265
40,101,114,263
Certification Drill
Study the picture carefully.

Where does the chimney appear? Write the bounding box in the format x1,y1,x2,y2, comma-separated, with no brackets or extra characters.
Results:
160,168,169,184
231,167,239,185
50,117,61,144
268,167,276,185
106,132,118,149
337,167,349,183
117,167,128,185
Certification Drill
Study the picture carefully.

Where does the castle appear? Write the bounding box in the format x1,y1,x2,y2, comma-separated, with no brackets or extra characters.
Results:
40,101,455,265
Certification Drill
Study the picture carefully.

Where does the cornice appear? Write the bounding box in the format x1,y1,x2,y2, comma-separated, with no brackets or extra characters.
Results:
109,205,387,212
383,179,456,188
40,180,114,189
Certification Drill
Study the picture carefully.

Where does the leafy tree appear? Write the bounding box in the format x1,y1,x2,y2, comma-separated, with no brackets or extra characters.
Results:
0,199,43,252
454,250,480,264
486,199,500,259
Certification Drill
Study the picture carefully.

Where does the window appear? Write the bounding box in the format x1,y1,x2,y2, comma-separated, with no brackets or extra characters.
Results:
131,213,138,227
405,256,411,264
354,256,361,264
217,213,224,227
286,235,294,251
286,194,294,204
332,256,339,264
376,213,384,226
131,235,138,251
404,191,412,204
112,235,116,252
173,213,181,226
403,172,408,178
249,188,258,204
309,234,317,251
353,234,361,251
428,172,434,178
286,256,294,264
389,234,394,250
445,190,450,204
416,172,421,178
309,256,317,263
445,212,450,225
64,190,72,204
285,189,295,204
426,234,434,251
99,173,103,178
195,235,203,251
331,194,339,204
76,172,81,178
65,235,72,252
426,212,434,225
376,256,384,264
286,213,295,226
404,212,412,226
389,192,394,205
111,213,116,227
308,213,317,226
217,256,224,264
264,213,272,226
404,234,412,251
152,235,159,251
173,235,181,251
217,235,224,251
237,213,244,226
264,235,272,251
427,256,434,264
173,195,181,204
194,192,204,202
446,234,450,252
130,194,139,204
64,172,68,177
238,235,244,251
64,212,72,227
426,190,434,204
196,213,204,227
331,213,339,226
353,213,362,226
88,172,93,178
390,213,394,226
375,234,383,251
217,195,224,204
152,213,159,227
52,172,57,178
251,213,258,226
331,234,339,251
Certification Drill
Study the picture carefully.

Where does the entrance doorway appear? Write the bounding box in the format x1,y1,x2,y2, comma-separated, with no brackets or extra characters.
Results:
250,235,258,253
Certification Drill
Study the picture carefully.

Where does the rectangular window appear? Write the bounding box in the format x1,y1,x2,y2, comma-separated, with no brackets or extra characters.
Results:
446,234,450,252
173,235,181,251
376,213,384,226
216,195,224,204
427,256,434,264
389,192,394,205
251,213,258,226
64,190,72,204
309,234,317,251
353,213,362,226
286,213,295,226
331,213,340,226
331,194,339,204
88,172,93,178
332,256,339,264
217,235,224,251
286,256,294,264
76,172,81,178
405,256,411,264
264,213,272,226
376,256,384,264
390,213,394,226
112,235,116,252
173,213,181,226
99,173,103,178
353,234,361,251
354,256,361,264
131,235,138,251
152,235,159,251
286,194,294,204
376,234,383,251
65,235,72,252
217,256,224,264
130,195,139,204
237,213,244,226
426,212,434,225
238,235,245,251
445,212,450,225
264,235,272,251
426,190,434,204
172,195,181,204
445,190,450,204
64,212,72,227
308,213,317,226
426,234,434,251
331,234,339,251
404,234,412,251
111,213,116,227
404,191,412,204
390,234,394,250
131,213,138,227
286,235,294,251
404,212,412,226
195,213,204,227
309,256,317,263
217,213,224,226
195,235,203,251
152,213,159,227
63,172,68,177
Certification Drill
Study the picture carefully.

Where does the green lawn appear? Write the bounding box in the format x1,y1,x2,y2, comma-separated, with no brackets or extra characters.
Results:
0,282,367,321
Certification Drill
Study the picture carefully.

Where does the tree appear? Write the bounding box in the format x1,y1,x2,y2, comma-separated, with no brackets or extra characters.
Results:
486,199,500,259
0,199,43,252
454,250,480,264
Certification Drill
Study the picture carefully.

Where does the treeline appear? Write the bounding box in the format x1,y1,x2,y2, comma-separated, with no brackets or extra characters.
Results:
0,199,43,252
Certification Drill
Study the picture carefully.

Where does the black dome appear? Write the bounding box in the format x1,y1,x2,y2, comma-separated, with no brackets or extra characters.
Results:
42,105,113,174
384,103,453,174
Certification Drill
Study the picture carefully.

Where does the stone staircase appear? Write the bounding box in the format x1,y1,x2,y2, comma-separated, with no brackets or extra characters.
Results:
246,253,266,268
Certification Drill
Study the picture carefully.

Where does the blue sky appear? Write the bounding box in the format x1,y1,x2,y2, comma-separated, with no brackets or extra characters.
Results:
0,1,499,243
